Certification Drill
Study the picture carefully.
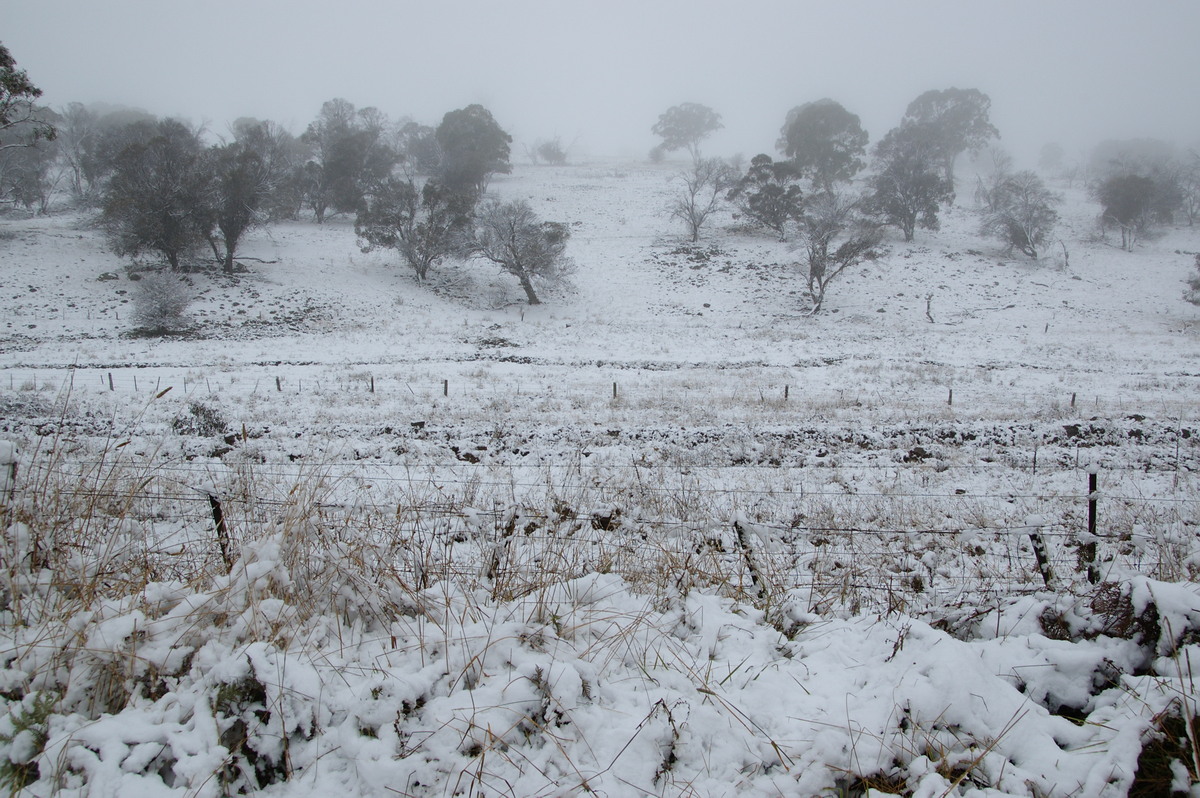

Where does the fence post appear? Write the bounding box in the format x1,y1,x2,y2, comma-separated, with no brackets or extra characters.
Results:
733,516,768,601
1080,466,1100,584
206,493,233,573
1026,515,1055,589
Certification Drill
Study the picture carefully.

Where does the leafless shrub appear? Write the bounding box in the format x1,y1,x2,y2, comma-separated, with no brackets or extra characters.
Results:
130,271,193,334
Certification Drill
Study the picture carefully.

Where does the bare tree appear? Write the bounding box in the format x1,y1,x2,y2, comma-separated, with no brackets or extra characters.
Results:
979,170,1059,259
668,157,735,242
795,191,881,314
470,199,572,305
56,102,96,202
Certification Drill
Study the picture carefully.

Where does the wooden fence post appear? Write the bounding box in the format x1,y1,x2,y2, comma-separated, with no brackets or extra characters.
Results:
206,493,233,574
1027,516,1055,589
1081,466,1100,584
733,517,768,601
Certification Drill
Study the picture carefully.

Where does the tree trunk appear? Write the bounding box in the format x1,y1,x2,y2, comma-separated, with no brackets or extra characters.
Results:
518,272,541,305
205,234,223,268
943,153,957,199
808,287,824,315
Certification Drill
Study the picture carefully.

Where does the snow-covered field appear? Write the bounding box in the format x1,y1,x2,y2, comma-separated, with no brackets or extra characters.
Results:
2,159,1199,796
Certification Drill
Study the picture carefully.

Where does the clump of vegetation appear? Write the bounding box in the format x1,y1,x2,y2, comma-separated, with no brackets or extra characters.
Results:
172,401,227,437
527,137,568,166
0,691,57,793
1186,253,1200,305
130,271,194,334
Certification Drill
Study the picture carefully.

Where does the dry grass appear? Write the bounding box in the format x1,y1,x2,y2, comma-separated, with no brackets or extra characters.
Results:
1,429,1198,795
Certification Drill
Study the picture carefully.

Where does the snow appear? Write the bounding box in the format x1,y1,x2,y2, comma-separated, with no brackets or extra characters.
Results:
1,157,1199,795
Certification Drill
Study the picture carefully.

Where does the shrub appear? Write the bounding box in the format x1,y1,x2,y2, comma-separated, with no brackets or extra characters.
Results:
536,138,568,166
130,272,193,333
1186,254,1200,306
172,402,228,437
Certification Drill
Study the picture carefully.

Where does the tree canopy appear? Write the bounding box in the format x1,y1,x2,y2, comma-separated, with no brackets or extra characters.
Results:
436,104,512,194
651,103,722,161
300,98,398,223
726,154,804,239
0,43,56,148
470,199,571,305
867,126,953,242
356,177,476,282
777,99,868,190
101,119,210,270
899,87,998,192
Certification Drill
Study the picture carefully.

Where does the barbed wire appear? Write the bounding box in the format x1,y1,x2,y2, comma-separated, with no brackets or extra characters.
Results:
16,446,1200,479
8,480,1179,542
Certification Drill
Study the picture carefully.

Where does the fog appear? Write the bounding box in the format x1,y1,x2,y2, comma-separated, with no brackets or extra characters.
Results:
6,0,1199,163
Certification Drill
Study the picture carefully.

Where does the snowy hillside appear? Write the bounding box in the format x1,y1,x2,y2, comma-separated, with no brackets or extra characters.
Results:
1,159,1199,797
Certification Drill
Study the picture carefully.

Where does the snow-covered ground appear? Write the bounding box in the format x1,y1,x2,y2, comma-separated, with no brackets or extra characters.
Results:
1,159,1199,796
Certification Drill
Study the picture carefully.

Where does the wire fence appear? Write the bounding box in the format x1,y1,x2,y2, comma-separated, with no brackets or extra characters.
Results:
3,364,1198,420
6,448,1196,615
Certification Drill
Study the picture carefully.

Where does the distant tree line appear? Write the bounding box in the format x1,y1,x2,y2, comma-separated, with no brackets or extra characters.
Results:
0,43,575,307
652,88,1200,311
4,40,1200,314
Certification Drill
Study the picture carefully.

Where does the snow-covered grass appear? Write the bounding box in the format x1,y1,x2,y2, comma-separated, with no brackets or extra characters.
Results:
1,158,1199,795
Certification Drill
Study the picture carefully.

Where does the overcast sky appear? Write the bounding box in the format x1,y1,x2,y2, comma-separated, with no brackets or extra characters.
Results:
4,0,1199,164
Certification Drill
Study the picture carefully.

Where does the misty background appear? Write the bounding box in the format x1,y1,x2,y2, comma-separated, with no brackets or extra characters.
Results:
4,0,1199,164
